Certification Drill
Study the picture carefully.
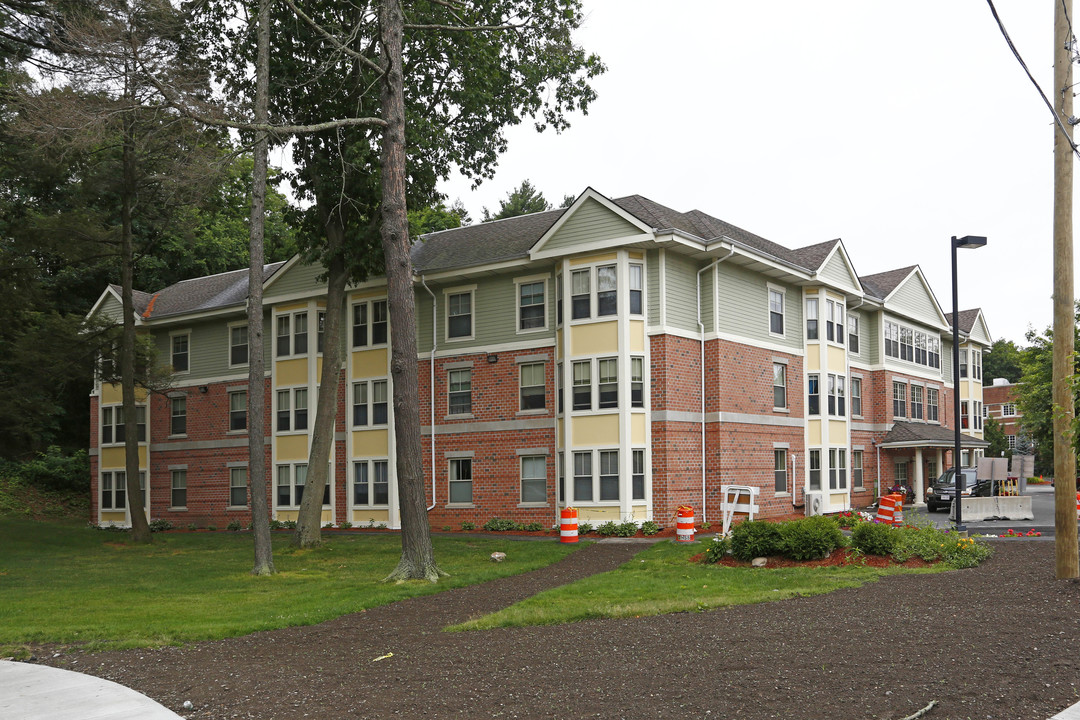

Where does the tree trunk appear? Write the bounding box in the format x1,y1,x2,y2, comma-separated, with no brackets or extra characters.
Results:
379,0,444,583
293,213,347,548
247,0,275,576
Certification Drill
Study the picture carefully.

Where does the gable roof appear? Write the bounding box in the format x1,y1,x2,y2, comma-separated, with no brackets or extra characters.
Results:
790,239,840,271
879,421,989,448
859,266,917,301
949,309,982,334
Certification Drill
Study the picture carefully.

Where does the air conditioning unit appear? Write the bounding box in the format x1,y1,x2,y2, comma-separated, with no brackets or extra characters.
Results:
805,491,824,517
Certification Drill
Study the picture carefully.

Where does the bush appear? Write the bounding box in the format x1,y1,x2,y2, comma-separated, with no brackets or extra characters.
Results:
615,521,638,537
729,520,784,561
523,522,545,532
281,519,297,530
851,522,896,556
595,521,618,536
148,518,173,532
940,534,993,568
578,522,593,535
323,522,335,529
780,516,844,561
339,520,353,529
187,522,198,531
460,521,475,531
702,535,730,563
269,520,284,530
834,510,864,530
15,447,90,492
641,520,661,536
226,520,242,532
482,517,521,532
206,525,217,532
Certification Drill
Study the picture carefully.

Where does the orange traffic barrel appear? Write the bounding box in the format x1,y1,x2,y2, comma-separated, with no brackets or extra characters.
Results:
676,505,695,543
876,495,896,525
891,493,905,526
560,507,578,543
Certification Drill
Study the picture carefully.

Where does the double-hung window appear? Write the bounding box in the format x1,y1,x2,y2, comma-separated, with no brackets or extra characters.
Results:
847,313,859,353
899,327,913,361
171,333,190,372
518,280,546,331
808,374,820,416
852,450,864,489
317,311,326,353
448,458,472,504
928,337,941,368
353,379,389,426
631,357,644,408
170,396,186,435
914,332,927,365
774,449,787,493
352,299,389,347
354,459,389,506
629,263,643,315
809,450,821,491
826,374,845,417
519,363,546,411
850,377,862,416
974,401,983,430
911,385,924,420
961,402,970,429
829,448,847,490
806,298,819,340
448,369,472,415
632,449,645,500
447,291,473,339
571,270,590,319
773,364,787,409
927,387,940,422
598,450,619,501
892,382,907,418
102,406,145,444
229,391,247,431
230,324,248,366
596,265,617,316
768,287,785,336
572,451,592,501
572,361,591,411
520,455,547,504
959,350,968,378
1002,403,1016,417
276,388,308,432
276,312,308,357
229,467,247,507
276,463,313,507
171,469,187,508
973,351,982,381
884,322,899,358
826,300,844,344
597,358,618,409
100,470,143,510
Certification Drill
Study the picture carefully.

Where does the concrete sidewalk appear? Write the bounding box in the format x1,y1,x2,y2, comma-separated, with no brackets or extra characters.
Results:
0,660,183,719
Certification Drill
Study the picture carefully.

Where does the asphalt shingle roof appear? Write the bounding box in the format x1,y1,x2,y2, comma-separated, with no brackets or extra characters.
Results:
948,308,982,333
118,262,286,320
858,266,917,301
790,239,840,273
880,421,989,447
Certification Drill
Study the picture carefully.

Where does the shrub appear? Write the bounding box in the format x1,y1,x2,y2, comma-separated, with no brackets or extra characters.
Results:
460,521,475,531
187,523,198,531
578,522,593,535
940,534,993,568
148,518,173,532
482,517,520,532
702,535,730,563
206,525,217,532
641,520,661,536
441,525,452,531
226,520,242,532
595,521,618,536
339,520,352,530
780,516,844,561
851,522,896,556
281,519,297,530
323,522,335,529
729,520,783,561
523,522,545,532
615,521,638,537
15,447,90,492
268,520,284,530
834,511,864,530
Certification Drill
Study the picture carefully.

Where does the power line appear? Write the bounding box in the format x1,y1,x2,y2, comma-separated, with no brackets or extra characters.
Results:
985,0,1080,161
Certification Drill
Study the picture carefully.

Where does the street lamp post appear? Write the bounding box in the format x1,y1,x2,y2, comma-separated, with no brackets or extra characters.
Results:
951,235,987,533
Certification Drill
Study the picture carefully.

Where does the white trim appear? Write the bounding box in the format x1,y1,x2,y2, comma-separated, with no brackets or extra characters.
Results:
767,282,786,339
514,275,550,335
444,286,476,343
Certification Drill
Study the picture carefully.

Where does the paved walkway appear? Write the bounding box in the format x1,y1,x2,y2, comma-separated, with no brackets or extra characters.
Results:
0,660,183,720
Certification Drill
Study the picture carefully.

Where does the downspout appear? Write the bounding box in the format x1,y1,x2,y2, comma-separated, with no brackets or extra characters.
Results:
553,261,561,532
790,452,799,511
696,245,735,524
421,276,437,510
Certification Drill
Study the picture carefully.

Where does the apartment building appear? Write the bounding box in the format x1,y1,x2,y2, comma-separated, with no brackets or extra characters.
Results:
87,188,990,528
984,378,1023,452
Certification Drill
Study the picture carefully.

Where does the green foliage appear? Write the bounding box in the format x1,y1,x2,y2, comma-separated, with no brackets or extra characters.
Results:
148,519,173,532
615,521,638,537
779,516,845,561
186,523,197,531
891,527,993,568
834,510,865,529
702,535,730,563
206,525,217,532
595,521,618,536
729,520,784,561
408,201,470,238
482,517,522,532
577,522,593,535
339,521,352,530
1017,316,1080,475
226,520,242,532
641,520,661,536
281,520,297,530
983,338,1024,385
460,521,475,531
983,416,1010,459
851,522,896,556
12,447,88,492
523,522,545,532
482,180,552,221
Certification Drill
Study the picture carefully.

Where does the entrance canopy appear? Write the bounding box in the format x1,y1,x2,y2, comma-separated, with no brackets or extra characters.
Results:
877,421,990,452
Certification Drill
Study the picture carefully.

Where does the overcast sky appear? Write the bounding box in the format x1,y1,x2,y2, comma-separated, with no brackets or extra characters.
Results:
438,1,1059,347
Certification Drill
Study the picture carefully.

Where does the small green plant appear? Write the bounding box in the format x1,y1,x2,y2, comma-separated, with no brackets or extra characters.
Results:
614,521,638,537
779,516,844,561
851,522,896,556
482,517,521,532
523,522,545,532
281,520,297,530
367,518,377,528
700,521,711,531
187,523,198,531
702,535,730,563
442,525,452,531
268,520,284,530
206,525,217,532
640,520,661,536
377,523,386,530
148,519,173,532
577,522,593,535
323,522,335,529
595,521,618,536
226,520,242,532
729,520,784,561
338,520,353,530
834,510,865,529
460,521,476,531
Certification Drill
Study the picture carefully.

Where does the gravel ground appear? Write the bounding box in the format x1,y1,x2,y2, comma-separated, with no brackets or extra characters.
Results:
38,539,1080,720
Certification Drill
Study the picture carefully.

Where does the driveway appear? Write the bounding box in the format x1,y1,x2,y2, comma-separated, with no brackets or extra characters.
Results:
910,482,1063,535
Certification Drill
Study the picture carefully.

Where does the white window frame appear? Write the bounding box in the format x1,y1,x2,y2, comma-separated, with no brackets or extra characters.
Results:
847,312,860,354
628,262,644,316
100,404,146,446
893,381,907,418
1002,403,1016,417
275,386,309,434
825,299,844,346
852,450,864,489
228,322,249,367
927,386,940,422
910,384,924,420
773,363,787,410
444,286,476,342
515,275,549,333
806,297,819,340
170,396,187,437
519,362,546,413
228,466,248,508
850,376,862,417
275,462,327,509
767,284,786,338
170,331,190,374
170,469,187,509
352,378,389,427
353,458,390,507
448,457,473,505
99,470,146,512
774,449,787,493
448,368,472,417
351,298,389,349
519,455,547,505
228,390,247,432
275,311,309,359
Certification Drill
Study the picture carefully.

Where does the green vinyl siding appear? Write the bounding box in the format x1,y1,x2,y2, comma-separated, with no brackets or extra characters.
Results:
97,295,125,323
662,252,701,332
153,312,271,380
968,314,991,346
858,311,879,364
263,260,324,301
819,250,859,293
415,287,435,354
891,274,942,328
541,197,645,253
715,263,802,350
942,337,953,382
647,250,660,326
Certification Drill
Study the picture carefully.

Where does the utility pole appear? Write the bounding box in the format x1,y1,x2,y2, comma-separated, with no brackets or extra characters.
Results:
1053,0,1078,580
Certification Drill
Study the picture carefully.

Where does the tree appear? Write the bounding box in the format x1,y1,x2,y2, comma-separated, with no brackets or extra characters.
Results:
408,201,470,238
983,338,1024,385
482,179,551,221
983,416,1010,459
1016,315,1080,476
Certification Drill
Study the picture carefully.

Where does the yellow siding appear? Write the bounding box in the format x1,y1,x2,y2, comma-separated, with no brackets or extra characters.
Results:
806,350,820,372
569,252,618,266
808,421,822,445
276,301,308,313
277,434,308,461
557,420,564,448
100,384,147,404
628,251,644,260
276,510,298,521
276,358,307,386
830,493,847,505
352,509,390,523
827,345,846,371
556,329,563,361
352,349,388,379
321,508,334,523
351,289,387,301
577,506,620,523
99,446,147,469
631,505,648,521
631,414,646,445
829,420,848,439
572,414,620,446
101,511,127,523
316,357,323,378
352,429,389,456
571,322,618,355
629,320,645,353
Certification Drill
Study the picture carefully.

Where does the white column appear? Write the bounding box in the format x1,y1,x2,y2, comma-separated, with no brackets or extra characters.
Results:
913,447,925,505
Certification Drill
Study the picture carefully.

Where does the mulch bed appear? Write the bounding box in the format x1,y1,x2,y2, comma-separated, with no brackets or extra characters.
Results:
31,539,1080,720
689,546,932,569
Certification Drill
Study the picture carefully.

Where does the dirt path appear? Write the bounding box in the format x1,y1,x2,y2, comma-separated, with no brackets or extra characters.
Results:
41,540,1080,719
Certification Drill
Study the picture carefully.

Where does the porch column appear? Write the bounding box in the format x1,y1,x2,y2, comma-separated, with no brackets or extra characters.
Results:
936,448,944,479
913,447,925,506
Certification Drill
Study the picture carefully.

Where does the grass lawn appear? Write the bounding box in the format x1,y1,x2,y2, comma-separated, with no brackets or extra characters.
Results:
449,540,942,631
0,518,579,652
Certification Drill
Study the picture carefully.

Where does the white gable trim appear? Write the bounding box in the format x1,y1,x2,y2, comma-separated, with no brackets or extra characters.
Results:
260,253,304,293
882,266,951,329
85,286,124,321
816,240,864,294
529,187,655,260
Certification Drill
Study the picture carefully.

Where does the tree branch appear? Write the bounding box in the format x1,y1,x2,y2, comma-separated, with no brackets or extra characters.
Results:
279,0,385,75
404,23,520,32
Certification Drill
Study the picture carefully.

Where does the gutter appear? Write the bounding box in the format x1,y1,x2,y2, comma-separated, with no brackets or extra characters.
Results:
421,276,437,511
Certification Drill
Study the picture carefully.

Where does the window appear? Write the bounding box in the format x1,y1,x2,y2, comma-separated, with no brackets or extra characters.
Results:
885,322,899,358
557,363,564,414
518,280,546,331
851,377,862,416
774,449,787,493
277,312,308,357
808,374,820,416
100,470,143,511
632,449,645,500
294,313,308,354
170,396,186,436
852,450,864,489
276,388,308,432
448,458,472,504
557,451,565,503
448,369,471,415
229,467,247,507
768,287,785,335
171,333,189,372
230,325,248,366
353,380,389,426
556,275,563,325
911,385,924,420
806,298,818,340
101,405,146,444
899,327,913,362
773,363,787,409
519,363,545,411
914,332,927,365
1002,403,1016,417
829,448,847,490
353,460,389,506
893,382,907,418
599,450,619,501
928,337,941,369
927,387,940,422
847,313,859,353
572,361,591,411
597,358,618,409
447,292,472,339
959,350,968,379
572,451,592,501
972,351,982,381
352,300,389,348
629,264,644,315
894,461,908,485
927,460,936,479
809,449,821,491
1007,434,1017,450
317,311,326,353
520,455,547,504
276,463,310,507
596,264,617,316
961,402,969,429
974,401,983,430
631,357,645,408
229,391,247,431
827,374,845,417
171,469,187,508
571,270,590,319
826,300,844,345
